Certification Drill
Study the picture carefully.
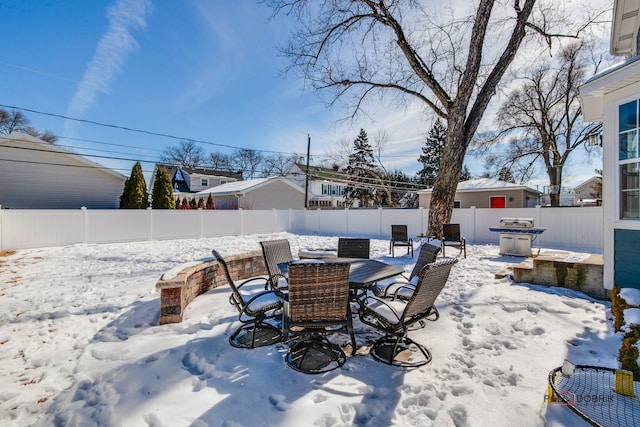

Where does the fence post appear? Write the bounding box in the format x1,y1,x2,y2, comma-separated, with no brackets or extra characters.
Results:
288,209,293,232
470,206,477,244
148,207,153,241
81,206,88,243
378,207,383,237
272,208,277,233
199,208,204,238
239,208,244,235
345,208,349,234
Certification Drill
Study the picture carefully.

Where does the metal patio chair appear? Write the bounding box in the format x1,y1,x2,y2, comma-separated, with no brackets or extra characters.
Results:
373,243,441,300
358,258,457,367
337,238,370,259
211,249,283,349
442,223,466,258
283,262,356,374
389,225,414,257
259,239,294,291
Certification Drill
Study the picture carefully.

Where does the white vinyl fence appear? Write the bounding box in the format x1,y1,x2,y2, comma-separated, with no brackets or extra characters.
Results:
0,206,603,253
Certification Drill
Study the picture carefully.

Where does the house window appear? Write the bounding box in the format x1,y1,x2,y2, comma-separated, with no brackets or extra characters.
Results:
453,200,461,208
201,178,208,187
619,100,640,219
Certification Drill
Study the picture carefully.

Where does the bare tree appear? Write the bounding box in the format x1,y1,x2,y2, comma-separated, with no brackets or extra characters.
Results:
267,0,602,237
207,152,234,172
478,41,602,206
0,109,32,134
161,140,205,168
232,148,264,179
262,152,299,177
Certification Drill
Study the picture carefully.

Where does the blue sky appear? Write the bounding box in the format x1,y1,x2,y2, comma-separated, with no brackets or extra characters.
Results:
1,0,608,188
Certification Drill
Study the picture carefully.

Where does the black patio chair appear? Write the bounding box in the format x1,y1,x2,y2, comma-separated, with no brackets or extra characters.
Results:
283,262,356,374
358,257,457,367
211,249,283,349
442,223,466,258
259,239,294,290
337,238,370,259
373,243,441,300
389,225,414,257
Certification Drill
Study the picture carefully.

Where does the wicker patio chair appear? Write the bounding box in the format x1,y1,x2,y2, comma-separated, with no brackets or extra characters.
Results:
357,257,457,367
389,225,414,257
372,243,441,300
283,262,356,374
259,239,294,290
211,249,283,349
442,223,466,258
337,238,370,259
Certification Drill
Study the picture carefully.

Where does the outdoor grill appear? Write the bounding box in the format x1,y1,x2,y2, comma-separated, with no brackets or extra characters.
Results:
489,218,546,257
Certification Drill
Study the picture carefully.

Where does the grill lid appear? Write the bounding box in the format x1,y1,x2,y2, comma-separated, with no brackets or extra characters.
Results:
499,217,534,228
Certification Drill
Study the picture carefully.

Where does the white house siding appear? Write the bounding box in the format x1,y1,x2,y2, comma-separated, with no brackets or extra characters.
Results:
580,55,640,290
0,133,126,209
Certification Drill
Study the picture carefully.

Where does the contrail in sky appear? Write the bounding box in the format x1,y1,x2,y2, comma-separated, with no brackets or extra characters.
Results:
65,0,152,134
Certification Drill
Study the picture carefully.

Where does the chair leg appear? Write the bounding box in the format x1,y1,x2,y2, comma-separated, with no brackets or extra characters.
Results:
370,335,432,368
286,336,347,374
229,321,282,349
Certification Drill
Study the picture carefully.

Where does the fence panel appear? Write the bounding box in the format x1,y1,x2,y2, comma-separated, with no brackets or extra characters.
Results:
0,207,604,252
87,210,150,243
1,210,85,250
538,207,603,251
202,210,242,237
380,209,424,240
153,210,201,240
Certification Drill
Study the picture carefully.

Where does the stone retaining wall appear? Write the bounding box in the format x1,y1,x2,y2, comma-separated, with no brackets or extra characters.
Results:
155,250,267,324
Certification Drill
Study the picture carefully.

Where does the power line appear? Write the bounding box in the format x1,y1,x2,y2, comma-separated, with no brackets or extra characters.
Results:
2,136,427,192
0,103,294,156
1,104,425,161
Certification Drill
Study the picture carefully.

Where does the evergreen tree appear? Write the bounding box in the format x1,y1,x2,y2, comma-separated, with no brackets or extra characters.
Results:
205,193,215,209
119,162,149,209
459,165,472,181
151,167,176,209
497,166,515,183
180,198,190,209
189,198,197,209
417,119,446,186
197,198,205,209
344,129,377,207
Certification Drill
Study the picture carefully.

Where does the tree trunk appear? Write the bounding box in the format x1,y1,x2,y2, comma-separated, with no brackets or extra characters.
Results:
427,125,467,239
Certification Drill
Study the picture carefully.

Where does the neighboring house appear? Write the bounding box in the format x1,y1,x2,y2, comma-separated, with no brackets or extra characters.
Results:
194,177,305,210
417,178,541,209
573,176,602,206
539,189,576,207
579,0,640,290
149,164,242,200
286,163,359,208
0,132,126,209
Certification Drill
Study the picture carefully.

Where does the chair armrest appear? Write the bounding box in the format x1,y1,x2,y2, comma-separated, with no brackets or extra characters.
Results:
358,294,403,324
236,276,269,290
389,284,416,301
265,273,289,291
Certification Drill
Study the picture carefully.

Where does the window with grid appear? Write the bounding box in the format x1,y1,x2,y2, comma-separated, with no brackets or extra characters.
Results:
619,100,640,219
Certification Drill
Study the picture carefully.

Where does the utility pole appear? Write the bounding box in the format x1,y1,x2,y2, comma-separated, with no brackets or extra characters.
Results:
304,134,310,209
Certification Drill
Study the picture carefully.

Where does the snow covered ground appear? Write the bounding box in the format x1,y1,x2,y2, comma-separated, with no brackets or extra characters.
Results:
0,232,621,426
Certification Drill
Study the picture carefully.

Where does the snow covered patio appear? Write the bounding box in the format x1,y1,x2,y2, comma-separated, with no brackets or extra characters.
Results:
0,232,619,426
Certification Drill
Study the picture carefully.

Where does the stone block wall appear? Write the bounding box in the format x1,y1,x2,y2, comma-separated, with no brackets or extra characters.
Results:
155,250,267,324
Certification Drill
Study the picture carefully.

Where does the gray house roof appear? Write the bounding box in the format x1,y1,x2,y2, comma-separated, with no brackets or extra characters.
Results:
417,178,540,194
195,177,304,197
